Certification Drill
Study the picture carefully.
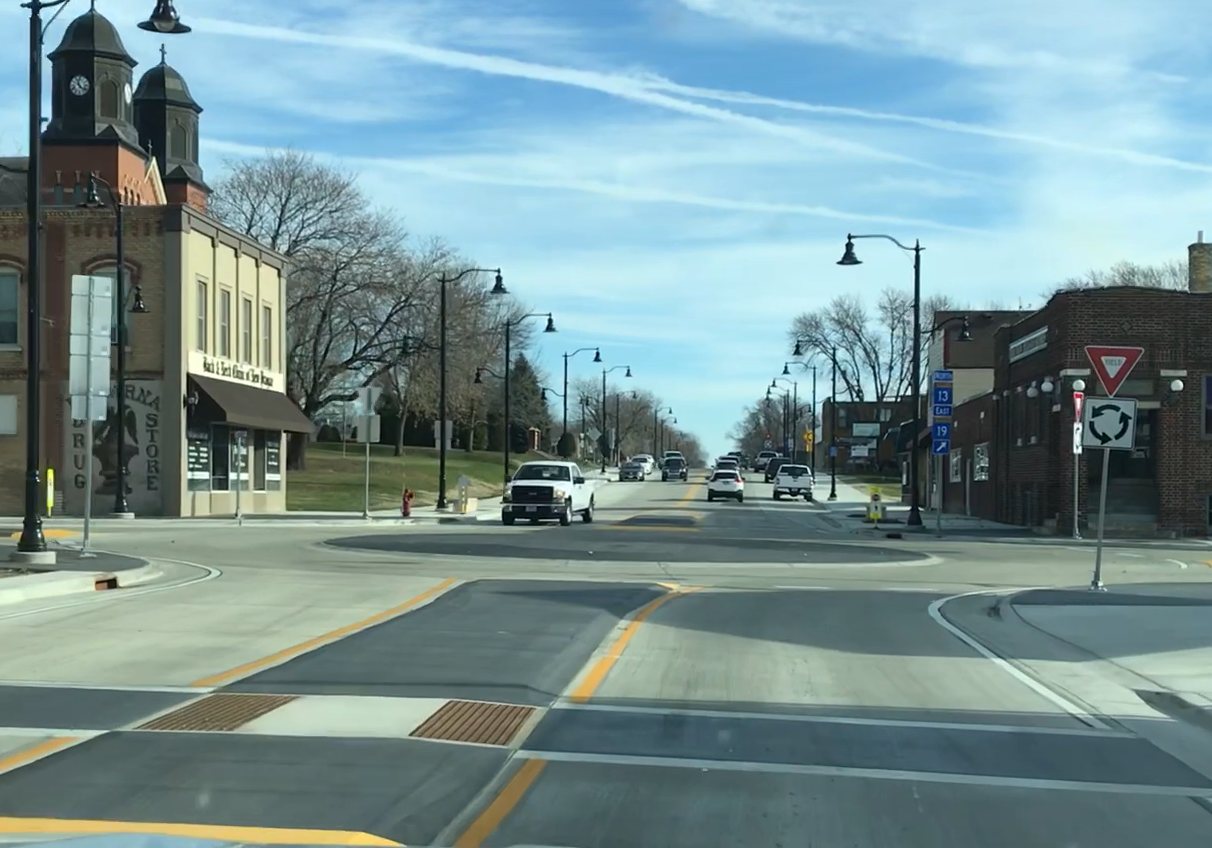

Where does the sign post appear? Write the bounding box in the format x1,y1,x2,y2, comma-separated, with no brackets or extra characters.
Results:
1082,344,1144,590
1071,389,1084,540
69,275,113,558
357,387,383,519
930,370,954,534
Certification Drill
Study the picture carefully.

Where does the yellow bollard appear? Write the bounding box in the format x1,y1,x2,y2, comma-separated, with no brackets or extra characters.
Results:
866,492,886,527
45,468,54,517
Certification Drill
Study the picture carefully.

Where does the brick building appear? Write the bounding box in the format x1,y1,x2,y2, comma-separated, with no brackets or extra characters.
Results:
820,398,916,473
0,7,310,517
945,235,1212,537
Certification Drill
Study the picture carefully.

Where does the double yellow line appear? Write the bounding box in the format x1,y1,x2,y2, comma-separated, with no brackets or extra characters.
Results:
454,582,700,847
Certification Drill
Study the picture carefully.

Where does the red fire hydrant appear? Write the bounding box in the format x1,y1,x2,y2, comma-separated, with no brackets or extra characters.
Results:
401,489,414,517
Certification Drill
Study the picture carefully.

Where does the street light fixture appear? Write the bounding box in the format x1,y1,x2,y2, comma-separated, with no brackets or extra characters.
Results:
838,232,926,527
16,0,190,560
600,364,631,473
79,172,150,517
562,347,601,441
495,310,556,483
652,406,672,456
435,267,502,510
138,0,191,32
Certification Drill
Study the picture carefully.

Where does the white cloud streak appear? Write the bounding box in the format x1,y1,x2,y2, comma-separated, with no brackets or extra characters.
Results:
191,15,964,175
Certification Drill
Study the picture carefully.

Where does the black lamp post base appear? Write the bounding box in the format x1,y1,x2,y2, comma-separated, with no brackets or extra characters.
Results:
109,511,136,520
8,548,56,565
906,508,924,526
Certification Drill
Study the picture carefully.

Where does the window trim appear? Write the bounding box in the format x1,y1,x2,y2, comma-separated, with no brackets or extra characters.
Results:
218,288,232,358
0,267,21,349
260,303,273,369
240,297,253,364
195,278,208,352
1203,375,1212,439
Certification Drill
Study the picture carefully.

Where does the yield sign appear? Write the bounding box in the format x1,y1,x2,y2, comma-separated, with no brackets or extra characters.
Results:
1085,345,1144,396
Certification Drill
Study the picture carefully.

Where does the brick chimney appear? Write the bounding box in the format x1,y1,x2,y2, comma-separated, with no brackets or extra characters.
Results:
1189,230,1212,293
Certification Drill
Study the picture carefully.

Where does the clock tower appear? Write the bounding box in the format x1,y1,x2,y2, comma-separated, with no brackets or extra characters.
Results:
44,3,143,151
42,3,152,203
134,44,209,210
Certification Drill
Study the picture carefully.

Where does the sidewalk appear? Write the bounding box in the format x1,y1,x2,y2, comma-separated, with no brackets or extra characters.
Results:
821,475,1029,535
0,470,619,530
1009,584,1212,731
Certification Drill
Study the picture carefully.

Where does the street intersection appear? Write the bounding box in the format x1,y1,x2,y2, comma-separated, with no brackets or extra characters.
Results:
0,476,1210,846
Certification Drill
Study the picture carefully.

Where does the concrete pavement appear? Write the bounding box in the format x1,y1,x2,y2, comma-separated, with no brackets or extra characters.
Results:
0,475,1208,846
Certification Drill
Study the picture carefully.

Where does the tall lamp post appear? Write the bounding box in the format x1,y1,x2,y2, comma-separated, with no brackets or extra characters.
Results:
435,267,502,510
838,233,925,526
562,347,600,438
783,360,816,465
772,377,797,458
16,0,190,560
494,302,556,485
599,364,631,472
652,406,672,456
828,345,838,500
80,173,149,517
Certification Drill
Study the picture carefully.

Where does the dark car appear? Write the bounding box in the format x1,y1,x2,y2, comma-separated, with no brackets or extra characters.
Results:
764,456,789,483
618,459,646,481
661,457,688,481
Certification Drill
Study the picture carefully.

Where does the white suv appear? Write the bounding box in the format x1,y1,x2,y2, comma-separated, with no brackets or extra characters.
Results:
772,464,814,501
707,469,744,503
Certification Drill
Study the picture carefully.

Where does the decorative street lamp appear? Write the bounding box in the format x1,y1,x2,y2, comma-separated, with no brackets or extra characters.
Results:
80,173,149,517
838,233,925,526
435,267,501,510
15,0,190,560
599,364,631,473
562,347,600,439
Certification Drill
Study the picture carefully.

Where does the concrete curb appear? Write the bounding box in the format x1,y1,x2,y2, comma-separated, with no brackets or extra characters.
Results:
1136,689,1212,734
0,561,161,606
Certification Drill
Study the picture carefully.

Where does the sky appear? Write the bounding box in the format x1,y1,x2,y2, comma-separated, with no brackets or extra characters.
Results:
1,0,1210,459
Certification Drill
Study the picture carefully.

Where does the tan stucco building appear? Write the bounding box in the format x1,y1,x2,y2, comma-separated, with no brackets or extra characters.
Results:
0,7,310,517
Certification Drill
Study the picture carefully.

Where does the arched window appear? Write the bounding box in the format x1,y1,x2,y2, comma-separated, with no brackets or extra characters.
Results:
169,122,187,160
98,79,119,119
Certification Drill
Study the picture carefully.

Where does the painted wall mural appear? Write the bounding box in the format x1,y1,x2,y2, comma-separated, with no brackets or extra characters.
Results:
65,379,165,515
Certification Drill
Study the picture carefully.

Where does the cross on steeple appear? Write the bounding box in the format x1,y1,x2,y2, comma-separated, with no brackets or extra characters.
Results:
159,44,167,64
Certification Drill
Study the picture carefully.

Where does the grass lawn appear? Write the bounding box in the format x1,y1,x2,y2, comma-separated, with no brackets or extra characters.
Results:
840,474,902,500
286,442,542,511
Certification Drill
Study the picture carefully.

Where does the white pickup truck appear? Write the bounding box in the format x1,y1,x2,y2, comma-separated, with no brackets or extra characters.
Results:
772,463,814,501
501,460,595,526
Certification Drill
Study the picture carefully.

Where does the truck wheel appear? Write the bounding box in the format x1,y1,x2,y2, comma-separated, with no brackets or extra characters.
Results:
737,494,744,503
707,493,714,502
581,500,595,523
502,514,515,526
559,505,572,526
773,492,781,500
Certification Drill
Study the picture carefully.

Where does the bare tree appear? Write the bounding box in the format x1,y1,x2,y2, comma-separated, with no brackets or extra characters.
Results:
788,288,956,401
1045,260,1188,298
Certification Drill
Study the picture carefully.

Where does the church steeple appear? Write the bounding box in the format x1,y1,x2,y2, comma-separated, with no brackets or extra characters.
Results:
43,3,143,152
134,42,208,210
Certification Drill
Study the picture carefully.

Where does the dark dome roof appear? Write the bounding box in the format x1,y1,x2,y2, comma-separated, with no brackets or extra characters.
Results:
134,61,200,111
48,9,135,64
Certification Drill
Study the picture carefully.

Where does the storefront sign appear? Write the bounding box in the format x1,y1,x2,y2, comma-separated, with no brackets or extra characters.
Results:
187,350,281,391
65,379,164,515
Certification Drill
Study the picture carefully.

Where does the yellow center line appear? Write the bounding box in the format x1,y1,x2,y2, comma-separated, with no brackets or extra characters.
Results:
0,737,79,777
568,586,703,704
190,577,459,688
0,818,399,846
452,758,548,848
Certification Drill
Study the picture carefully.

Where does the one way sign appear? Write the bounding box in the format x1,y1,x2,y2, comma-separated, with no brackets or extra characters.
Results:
1081,397,1137,451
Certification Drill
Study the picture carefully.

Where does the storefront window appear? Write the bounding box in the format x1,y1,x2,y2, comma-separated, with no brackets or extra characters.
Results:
266,431,282,491
186,425,211,491
254,429,267,490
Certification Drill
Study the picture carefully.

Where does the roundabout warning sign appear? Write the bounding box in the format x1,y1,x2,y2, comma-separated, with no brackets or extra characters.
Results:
1081,397,1137,451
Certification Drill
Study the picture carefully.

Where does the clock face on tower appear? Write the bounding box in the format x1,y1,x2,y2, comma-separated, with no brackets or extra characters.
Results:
69,75,90,96
123,83,132,105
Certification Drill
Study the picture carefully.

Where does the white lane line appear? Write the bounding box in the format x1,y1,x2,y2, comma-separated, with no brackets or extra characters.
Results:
0,681,209,694
928,590,1113,731
515,750,1212,797
552,702,1129,737
0,727,106,738
1165,559,1189,569
0,558,220,623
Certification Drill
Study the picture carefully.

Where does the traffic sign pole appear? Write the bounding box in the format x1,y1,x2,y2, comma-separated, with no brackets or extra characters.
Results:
929,370,954,534
1072,390,1083,540
1091,447,1111,591
1081,395,1138,591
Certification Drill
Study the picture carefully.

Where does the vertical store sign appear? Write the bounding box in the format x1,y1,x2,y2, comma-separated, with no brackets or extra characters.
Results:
930,370,953,456
1072,390,1084,455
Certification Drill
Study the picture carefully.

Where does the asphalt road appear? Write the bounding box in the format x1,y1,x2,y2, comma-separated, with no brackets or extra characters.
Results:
0,474,1210,847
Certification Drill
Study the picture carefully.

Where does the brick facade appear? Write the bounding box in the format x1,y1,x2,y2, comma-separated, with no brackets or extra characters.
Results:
821,397,917,472
945,274,1212,537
